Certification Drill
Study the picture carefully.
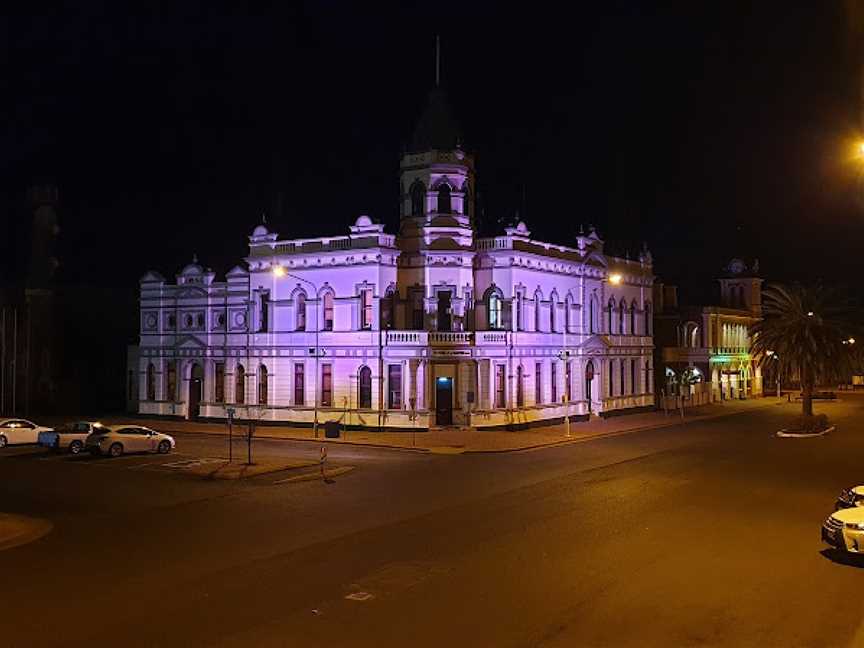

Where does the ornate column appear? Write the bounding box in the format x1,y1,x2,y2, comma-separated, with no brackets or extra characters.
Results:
416,360,426,410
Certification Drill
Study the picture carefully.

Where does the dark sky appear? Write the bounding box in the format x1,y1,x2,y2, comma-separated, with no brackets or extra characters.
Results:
2,1,862,304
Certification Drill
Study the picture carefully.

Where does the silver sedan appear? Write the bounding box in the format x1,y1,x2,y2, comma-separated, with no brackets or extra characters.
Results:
85,425,176,458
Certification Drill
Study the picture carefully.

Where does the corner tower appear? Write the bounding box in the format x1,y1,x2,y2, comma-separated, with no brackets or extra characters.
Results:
399,87,475,252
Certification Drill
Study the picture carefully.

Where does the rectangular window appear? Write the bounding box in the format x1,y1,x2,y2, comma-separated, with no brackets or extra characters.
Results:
631,359,637,394
565,361,572,402
214,363,225,403
321,364,332,407
388,364,402,409
551,364,557,404
535,362,542,404
166,361,177,401
323,293,334,331
609,360,614,397
516,367,524,407
294,363,305,406
516,293,523,331
621,361,626,395
361,289,373,329
259,291,269,332
411,291,424,330
495,365,506,408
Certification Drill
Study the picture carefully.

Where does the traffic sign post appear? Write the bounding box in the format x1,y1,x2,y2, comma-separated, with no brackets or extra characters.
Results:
226,407,236,463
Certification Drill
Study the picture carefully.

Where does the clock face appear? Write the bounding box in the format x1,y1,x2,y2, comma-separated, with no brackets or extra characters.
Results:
234,312,246,327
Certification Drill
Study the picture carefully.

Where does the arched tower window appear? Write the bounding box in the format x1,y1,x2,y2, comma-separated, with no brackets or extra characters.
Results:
535,291,543,332
630,301,637,335
590,297,597,334
550,292,558,332
437,183,451,214
235,364,246,405
619,300,626,334
644,302,652,336
258,365,268,405
359,366,372,409
410,181,425,218
463,182,471,218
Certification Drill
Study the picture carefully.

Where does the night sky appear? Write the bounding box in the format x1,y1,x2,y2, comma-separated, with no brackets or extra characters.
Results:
2,1,862,306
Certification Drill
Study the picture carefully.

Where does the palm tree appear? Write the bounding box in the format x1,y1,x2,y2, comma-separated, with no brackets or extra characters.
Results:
750,284,854,418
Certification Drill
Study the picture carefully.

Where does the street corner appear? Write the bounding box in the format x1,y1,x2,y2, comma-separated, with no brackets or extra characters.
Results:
0,513,53,552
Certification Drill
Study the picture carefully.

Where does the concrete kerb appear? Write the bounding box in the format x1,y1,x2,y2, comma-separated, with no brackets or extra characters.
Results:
465,401,784,455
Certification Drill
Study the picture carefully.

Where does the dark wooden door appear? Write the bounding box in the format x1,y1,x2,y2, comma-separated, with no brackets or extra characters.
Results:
435,377,453,426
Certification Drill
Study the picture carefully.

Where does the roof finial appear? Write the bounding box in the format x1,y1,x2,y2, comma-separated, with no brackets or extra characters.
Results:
261,211,267,225
435,35,440,87
192,252,198,264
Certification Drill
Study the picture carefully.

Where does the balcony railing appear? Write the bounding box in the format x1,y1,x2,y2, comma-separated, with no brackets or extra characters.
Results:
429,332,473,345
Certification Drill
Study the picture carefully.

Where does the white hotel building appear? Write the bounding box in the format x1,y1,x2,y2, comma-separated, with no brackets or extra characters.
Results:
135,89,655,430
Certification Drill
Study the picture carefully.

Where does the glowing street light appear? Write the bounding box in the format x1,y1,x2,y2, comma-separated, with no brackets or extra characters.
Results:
608,273,622,285
272,264,286,278
807,311,814,317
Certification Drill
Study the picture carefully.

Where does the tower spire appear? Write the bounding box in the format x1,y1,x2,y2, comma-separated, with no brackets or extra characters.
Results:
435,35,440,87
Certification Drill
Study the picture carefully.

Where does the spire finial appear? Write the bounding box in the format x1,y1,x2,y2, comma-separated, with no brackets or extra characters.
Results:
192,253,198,264
261,211,267,225
435,35,440,87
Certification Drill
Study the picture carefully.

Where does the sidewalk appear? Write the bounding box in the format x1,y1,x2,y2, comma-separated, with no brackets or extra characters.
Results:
93,398,782,455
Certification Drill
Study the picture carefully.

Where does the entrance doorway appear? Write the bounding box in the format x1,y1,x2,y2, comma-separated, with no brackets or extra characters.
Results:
585,360,595,413
435,376,453,425
189,363,203,419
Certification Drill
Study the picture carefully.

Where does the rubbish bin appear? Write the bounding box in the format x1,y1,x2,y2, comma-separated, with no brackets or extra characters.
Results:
324,420,340,439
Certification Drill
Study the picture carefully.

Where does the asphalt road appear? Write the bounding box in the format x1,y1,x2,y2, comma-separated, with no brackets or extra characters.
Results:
2,397,864,647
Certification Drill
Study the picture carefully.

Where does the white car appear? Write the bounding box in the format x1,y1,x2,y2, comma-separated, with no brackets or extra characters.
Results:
38,421,105,455
0,419,54,447
85,425,175,458
834,485,864,510
822,508,864,553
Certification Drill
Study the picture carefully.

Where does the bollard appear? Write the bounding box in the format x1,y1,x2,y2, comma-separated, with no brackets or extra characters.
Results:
320,446,327,481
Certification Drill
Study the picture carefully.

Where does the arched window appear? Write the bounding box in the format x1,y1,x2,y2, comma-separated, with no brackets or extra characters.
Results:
296,292,306,331
550,292,558,332
535,291,543,332
631,359,638,393
516,366,524,407
620,360,626,395
619,300,626,334
607,300,615,333
644,302,651,336
322,292,334,331
166,361,177,401
410,181,425,218
590,297,596,334
235,364,246,405
488,292,502,330
609,359,615,397
437,183,451,213
258,365,268,405
359,366,372,408
565,296,572,333
630,302,637,335
146,363,155,401
515,292,523,331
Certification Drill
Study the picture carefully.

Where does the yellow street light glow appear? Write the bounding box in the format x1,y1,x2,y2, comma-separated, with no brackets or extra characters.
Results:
272,265,286,278
858,141,864,156
608,273,622,285
807,311,814,317
850,338,856,345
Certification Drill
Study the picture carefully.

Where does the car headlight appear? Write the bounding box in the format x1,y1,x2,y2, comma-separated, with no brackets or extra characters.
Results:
846,522,864,530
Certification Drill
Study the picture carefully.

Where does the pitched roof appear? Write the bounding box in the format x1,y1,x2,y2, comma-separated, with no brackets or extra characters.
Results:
409,88,462,152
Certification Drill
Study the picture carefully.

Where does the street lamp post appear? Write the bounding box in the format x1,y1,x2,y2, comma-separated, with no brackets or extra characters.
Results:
273,263,321,439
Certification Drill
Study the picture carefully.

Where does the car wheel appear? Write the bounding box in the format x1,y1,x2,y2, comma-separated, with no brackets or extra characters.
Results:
0,435,6,449
108,443,123,458
157,440,171,454
69,441,83,455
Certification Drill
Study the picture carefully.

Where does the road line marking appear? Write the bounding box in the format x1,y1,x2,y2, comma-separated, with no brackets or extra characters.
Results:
344,592,374,601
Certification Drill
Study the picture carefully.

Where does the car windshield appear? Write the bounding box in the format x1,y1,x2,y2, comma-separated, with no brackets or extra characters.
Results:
70,423,91,432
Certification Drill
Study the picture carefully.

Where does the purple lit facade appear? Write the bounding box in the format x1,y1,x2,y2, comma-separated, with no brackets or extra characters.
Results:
135,98,655,429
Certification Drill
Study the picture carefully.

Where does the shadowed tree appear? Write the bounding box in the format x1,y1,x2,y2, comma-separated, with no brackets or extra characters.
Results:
750,284,854,418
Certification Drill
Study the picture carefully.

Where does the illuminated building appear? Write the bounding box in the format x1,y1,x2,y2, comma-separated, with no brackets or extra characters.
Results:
654,258,763,407
135,89,655,429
